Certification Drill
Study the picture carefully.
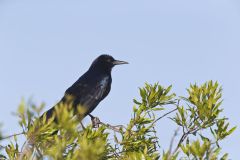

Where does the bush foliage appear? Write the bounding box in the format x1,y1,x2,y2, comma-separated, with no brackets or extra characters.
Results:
0,81,236,160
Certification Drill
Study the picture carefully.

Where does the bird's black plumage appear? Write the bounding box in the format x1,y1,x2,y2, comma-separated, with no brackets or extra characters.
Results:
42,54,128,122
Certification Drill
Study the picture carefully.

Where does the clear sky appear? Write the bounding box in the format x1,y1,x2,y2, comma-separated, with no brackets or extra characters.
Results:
0,0,239,159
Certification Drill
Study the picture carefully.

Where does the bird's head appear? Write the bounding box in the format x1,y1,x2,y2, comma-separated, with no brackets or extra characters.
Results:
89,54,128,73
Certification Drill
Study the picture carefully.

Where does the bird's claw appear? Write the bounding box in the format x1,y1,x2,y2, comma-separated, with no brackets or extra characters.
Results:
88,114,124,132
89,114,101,128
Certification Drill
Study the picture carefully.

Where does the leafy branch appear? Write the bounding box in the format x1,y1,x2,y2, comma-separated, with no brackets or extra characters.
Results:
0,81,236,160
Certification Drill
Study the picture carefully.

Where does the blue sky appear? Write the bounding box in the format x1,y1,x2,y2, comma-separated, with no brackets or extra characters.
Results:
0,0,240,158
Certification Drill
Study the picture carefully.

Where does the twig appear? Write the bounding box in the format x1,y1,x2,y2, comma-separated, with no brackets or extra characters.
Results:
101,123,125,132
89,114,126,133
152,108,178,124
164,128,180,160
153,99,180,125
172,126,202,154
169,128,179,154
1,132,25,140
20,140,27,156
148,111,161,149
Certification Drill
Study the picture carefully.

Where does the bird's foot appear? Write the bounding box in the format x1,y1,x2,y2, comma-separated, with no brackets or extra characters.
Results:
88,114,125,132
89,114,101,128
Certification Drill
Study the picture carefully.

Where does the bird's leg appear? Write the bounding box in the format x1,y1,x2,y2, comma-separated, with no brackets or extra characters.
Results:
80,122,86,130
89,114,101,128
76,114,86,130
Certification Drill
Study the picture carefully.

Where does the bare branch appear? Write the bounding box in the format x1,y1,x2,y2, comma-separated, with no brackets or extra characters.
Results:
153,108,178,125
89,114,126,133
0,132,25,140
169,128,180,154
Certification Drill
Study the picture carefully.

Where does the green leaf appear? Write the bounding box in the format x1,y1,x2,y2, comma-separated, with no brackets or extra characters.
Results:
227,126,237,136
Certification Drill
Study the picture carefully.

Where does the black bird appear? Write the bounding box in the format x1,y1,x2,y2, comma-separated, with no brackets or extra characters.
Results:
42,54,128,122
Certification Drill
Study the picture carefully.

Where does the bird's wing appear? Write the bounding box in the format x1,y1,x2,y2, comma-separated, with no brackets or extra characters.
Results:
64,76,111,116
80,77,110,112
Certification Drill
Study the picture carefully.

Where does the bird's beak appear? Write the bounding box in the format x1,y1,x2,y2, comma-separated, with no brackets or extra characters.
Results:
113,60,129,65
